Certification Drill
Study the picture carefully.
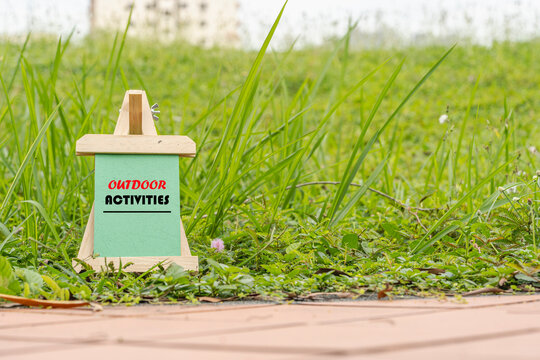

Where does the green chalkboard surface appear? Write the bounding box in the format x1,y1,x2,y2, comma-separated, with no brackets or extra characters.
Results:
94,154,181,257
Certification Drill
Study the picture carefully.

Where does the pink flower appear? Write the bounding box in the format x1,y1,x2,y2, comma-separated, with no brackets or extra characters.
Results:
211,238,225,252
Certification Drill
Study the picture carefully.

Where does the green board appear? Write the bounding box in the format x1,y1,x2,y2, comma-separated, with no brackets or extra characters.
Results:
94,154,181,257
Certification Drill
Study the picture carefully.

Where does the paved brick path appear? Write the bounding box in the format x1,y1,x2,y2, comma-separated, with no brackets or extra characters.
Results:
1,295,539,359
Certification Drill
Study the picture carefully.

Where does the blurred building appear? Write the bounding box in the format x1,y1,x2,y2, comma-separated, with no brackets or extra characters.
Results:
2,0,540,49
90,0,240,47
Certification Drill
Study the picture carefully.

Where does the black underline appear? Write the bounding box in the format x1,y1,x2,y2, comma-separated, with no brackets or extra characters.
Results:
103,211,172,213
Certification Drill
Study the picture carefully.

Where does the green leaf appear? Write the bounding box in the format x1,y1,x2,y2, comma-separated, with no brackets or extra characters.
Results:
206,258,227,275
0,221,9,239
15,268,44,294
261,264,282,276
286,242,302,254
0,256,21,295
515,273,540,283
382,222,405,240
166,263,188,281
342,234,359,249
0,256,12,282
42,275,68,300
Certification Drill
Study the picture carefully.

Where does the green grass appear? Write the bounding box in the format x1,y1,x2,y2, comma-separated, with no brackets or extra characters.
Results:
0,11,539,303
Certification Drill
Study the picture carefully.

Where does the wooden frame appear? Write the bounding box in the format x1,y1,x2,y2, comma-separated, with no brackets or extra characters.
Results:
72,90,198,272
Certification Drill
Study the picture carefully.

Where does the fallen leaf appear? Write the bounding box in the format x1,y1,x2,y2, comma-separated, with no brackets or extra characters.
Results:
90,303,104,312
415,267,446,275
314,268,351,277
462,287,505,297
198,296,221,303
296,292,355,301
0,293,90,308
0,302,22,309
377,284,393,299
498,277,508,287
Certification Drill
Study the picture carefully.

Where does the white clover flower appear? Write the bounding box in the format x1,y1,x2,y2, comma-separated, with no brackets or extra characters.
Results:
438,114,449,124
536,170,540,176
529,146,538,155
507,186,518,194
498,186,505,192
512,197,520,202
516,170,526,177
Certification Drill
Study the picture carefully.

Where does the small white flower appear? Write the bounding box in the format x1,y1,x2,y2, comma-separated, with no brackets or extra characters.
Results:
438,114,449,124
498,186,505,192
533,175,538,181
512,197,520,202
517,170,526,177
507,186,518,194
529,146,538,155
536,170,540,176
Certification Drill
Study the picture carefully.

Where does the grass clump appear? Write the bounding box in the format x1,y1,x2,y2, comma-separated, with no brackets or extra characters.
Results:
0,10,539,303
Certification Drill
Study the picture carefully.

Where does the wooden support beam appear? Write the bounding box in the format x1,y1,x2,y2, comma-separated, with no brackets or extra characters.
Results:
129,92,143,135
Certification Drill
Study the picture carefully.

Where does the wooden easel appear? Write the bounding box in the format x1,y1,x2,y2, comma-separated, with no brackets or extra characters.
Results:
73,90,198,272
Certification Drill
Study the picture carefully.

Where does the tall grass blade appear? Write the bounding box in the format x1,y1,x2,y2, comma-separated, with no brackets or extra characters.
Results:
412,159,513,254
0,102,63,220
328,45,456,226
